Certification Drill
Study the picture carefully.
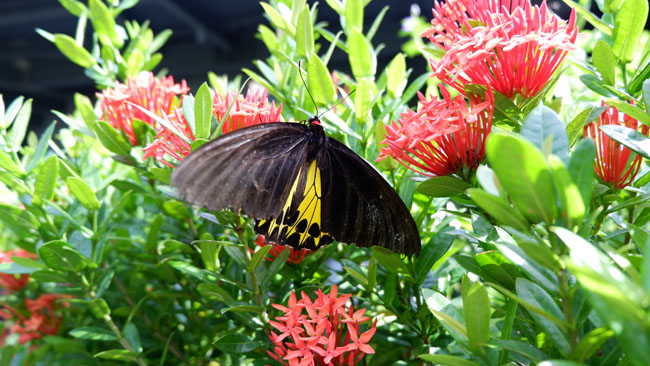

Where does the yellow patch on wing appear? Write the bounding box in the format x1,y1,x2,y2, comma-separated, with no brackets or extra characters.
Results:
258,161,333,249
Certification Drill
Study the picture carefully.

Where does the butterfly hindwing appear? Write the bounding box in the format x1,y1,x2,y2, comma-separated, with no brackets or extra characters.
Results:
320,137,421,255
255,159,333,251
172,123,311,220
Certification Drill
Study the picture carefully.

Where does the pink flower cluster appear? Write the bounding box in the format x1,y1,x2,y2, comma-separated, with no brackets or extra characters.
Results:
0,249,34,293
97,72,190,144
268,285,376,366
141,87,283,167
584,101,650,190
424,0,578,99
215,88,283,134
379,87,494,177
1,294,68,345
255,236,310,265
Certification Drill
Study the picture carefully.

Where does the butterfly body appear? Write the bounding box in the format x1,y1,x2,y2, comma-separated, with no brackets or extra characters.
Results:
172,119,421,255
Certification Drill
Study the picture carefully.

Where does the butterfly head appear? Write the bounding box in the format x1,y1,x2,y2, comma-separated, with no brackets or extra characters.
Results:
308,116,321,126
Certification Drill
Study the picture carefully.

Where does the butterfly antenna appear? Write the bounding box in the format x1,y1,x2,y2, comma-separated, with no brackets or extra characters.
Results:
318,88,356,119
298,61,319,117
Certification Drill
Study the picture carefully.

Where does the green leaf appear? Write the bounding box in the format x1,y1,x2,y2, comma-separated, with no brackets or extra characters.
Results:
213,333,264,353
566,106,606,146
0,261,37,274
53,34,96,68
417,176,472,197
247,244,272,272
348,30,375,79
371,247,409,275
605,98,650,127
486,133,557,224
162,200,191,220
125,49,144,76
222,305,265,314
466,188,529,231
422,288,468,343
488,339,548,363
307,55,336,106
344,266,368,286
25,121,56,172
69,327,116,341
520,105,570,165
538,361,589,366
58,0,86,16
66,177,101,210
0,150,24,177
570,327,614,362
553,227,650,365
367,256,377,289
11,256,45,270
32,156,59,206
475,252,519,290
295,7,314,58
516,278,571,355
168,260,206,280
39,240,88,272
261,248,289,289
463,278,490,352
344,0,363,34
89,0,123,47
415,231,453,283
417,354,479,366
258,24,279,51
194,82,212,139
260,2,295,36
199,240,222,272
386,53,406,98
123,323,142,353
93,121,131,155
198,283,236,305
496,243,559,293
592,40,616,85
548,155,585,228
94,350,139,363
628,63,650,97
30,269,69,282
568,138,596,206
150,167,171,184
612,0,648,64
600,124,650,159
354,79,373,125
6,98,32,152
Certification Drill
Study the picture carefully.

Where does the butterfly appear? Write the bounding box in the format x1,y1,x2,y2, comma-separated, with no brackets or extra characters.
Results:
171,117,421,255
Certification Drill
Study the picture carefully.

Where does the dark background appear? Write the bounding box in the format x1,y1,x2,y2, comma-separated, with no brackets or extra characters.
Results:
0,0,572,133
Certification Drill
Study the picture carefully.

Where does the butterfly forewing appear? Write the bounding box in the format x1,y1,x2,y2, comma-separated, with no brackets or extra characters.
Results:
172,123,311,220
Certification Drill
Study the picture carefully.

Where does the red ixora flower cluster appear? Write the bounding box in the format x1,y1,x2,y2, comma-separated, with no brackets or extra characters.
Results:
268,285,376,366
142,87,283,167
0,249,35,293
423,0,578,99
379,87,494,178
97,72,190,145
584,101,650,190
255,236,310,264
0,294,68,345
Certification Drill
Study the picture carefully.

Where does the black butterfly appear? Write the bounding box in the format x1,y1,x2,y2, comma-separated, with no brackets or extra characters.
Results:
171,117,421,256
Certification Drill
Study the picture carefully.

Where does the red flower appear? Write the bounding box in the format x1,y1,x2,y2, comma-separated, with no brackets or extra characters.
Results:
144,88,283,167
142,108,194,168
268,285,376,366
97,72,190,144
0,294,69,344
0,249,36,293
584,101,649,190
255,236,310,264
215,88,283,134
423,0,578,99
379,87,494,178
